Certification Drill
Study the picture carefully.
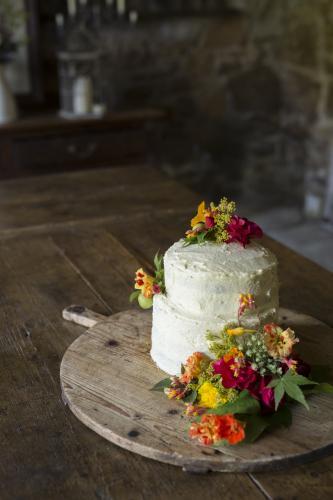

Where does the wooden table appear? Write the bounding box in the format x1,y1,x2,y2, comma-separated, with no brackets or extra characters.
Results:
0,166,332,500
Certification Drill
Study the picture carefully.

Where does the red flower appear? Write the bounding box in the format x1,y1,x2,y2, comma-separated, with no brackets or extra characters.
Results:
189,413,245,446
205,215,215,229
247,375,285,414
256,376,275,412
227,216,263,247
213,357,258,391
153,284,161,294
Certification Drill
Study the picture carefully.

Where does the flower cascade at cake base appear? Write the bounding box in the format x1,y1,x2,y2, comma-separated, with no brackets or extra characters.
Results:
129,197,333,447
151,322,333,447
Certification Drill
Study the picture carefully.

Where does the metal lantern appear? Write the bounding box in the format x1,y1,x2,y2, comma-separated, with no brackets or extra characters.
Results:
57,24,105,119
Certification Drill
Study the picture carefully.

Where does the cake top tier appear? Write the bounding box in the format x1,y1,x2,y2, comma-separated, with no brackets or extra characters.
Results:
131,196,270,310
164,240,277,275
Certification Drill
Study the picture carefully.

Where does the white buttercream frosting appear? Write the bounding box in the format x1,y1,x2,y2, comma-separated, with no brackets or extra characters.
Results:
151,240,279,375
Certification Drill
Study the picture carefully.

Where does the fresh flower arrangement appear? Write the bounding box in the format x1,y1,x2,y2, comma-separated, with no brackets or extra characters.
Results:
151,297,333,447
185,198,263,246
130,253,165,309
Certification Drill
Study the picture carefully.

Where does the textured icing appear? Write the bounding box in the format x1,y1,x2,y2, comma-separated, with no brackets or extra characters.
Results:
151,240,279,375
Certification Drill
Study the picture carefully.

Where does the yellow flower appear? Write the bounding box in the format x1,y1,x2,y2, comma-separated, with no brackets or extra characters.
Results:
191,201,206,228
134,268,154,298
142,275,154,299
198,381,227,409
226,327,257,336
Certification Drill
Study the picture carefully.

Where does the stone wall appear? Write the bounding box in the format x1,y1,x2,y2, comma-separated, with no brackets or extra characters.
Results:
102,0,333,213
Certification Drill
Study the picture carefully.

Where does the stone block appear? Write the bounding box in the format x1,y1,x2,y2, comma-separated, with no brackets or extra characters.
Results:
227,64,281,114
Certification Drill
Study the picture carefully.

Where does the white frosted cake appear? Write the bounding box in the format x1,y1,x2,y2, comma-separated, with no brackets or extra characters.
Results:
151,240,279,374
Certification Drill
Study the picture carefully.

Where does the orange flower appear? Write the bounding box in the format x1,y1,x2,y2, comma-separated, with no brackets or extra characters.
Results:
223,347,244,363
134,268,154,299
238,293,255,319
184,404,206,417
264,323,299,359
179,352,209,384
142,275,154,299
134,268,146,290
191,201,206,228
189,414,245,446
164,376,187,400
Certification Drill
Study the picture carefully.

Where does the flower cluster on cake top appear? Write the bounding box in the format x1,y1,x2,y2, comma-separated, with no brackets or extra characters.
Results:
152,295,333,447
185,197,263,247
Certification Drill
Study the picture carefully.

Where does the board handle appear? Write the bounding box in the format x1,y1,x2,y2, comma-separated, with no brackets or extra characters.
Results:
62,305,108,328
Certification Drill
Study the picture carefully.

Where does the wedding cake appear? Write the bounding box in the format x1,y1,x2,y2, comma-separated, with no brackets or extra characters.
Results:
140,200,329,450
151,240,279,374
131,198,279,375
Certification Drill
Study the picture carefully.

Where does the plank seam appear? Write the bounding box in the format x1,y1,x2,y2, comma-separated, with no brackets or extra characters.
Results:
0,207,192,241
50,237,113,315
248,473,274,500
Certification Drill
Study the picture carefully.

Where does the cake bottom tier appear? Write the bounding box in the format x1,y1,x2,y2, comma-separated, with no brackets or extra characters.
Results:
151,294,278,375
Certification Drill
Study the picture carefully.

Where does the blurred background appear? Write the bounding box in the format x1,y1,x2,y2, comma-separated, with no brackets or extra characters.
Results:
0,0,332,270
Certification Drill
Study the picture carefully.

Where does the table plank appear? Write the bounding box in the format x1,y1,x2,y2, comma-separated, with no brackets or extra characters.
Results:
0,232,264,500
0,166,198,232
0,165,332,498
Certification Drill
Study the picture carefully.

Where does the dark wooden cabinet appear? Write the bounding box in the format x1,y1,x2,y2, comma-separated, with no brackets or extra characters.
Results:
0,109,166,179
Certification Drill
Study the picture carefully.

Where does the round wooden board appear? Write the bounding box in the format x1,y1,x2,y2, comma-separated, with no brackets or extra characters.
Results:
60,308,333,473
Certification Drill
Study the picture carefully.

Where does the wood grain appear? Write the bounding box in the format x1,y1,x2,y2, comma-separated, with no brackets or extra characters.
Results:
0,233,261,500
0,165,197,232
60,308,333,473
0,165,332,498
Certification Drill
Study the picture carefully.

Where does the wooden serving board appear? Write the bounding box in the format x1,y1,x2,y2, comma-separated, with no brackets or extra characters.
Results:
60,306,333,473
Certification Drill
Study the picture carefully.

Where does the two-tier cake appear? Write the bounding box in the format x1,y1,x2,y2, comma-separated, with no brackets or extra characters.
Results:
130,198,332,448
131,197,279,375
151,240,279,374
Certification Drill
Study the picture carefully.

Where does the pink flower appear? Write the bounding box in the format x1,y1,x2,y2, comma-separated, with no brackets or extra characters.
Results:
282,355,311,377
153,284,161,294
227,216,263,247
205,215,215,229
213,357,258,391
213,358,238,388
256,376,275,412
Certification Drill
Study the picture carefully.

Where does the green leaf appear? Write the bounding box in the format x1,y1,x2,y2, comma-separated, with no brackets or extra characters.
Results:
240,406,293,444
284,379,309,410
197,232,206,243
150,378,171,392
183,238,197,247
241,414,270,443
274,381,285,411
267,405,292,429
213,390,260,416
181,363,185,375
138,294,153,309
267,378,280,388
129,290,140,303
284,371,318,386
309,382,333,394
183,390,198,404
241,406,293,444
154,252,163,271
